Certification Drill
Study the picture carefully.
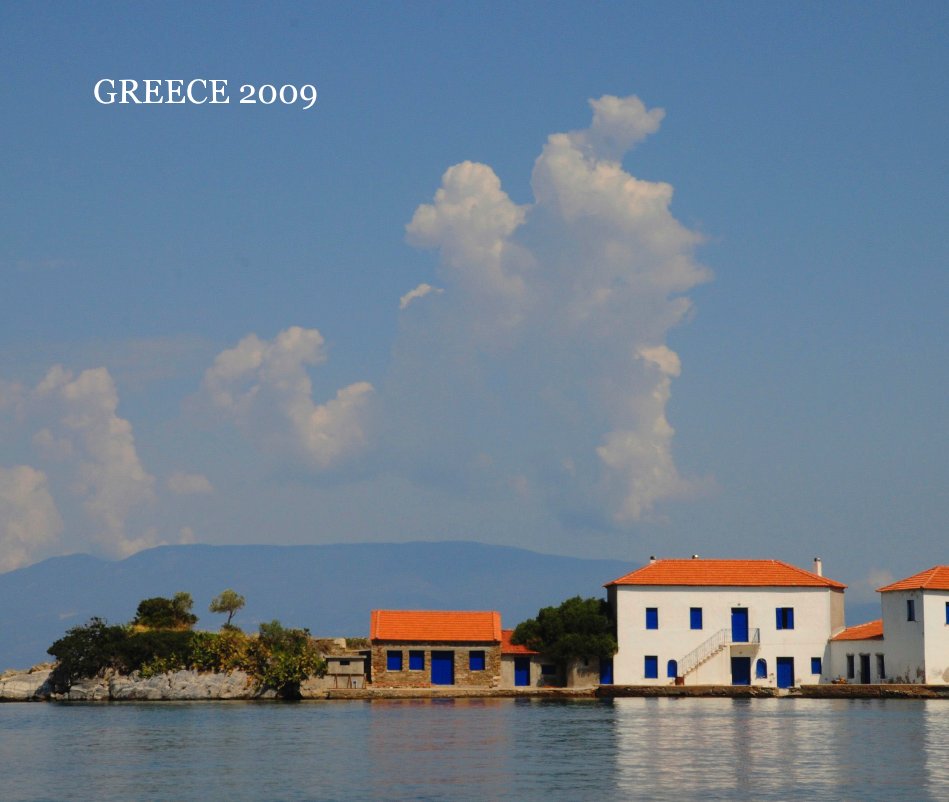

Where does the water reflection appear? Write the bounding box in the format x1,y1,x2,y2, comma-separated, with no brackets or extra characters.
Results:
0,697,945,800
612,697,938,801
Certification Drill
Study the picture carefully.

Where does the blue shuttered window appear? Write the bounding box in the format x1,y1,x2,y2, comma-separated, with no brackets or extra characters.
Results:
409,650,424,670
946,601,949,625
469,650,485,671
776,607,794,630
644,655,658,678
645,608,659,630
387,650,403,671
667,659,678,678
811,657,822,674
755,659,767,679
907,600,916,621
690,607,703,630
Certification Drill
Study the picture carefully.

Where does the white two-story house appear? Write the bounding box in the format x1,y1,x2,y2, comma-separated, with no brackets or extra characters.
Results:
606,557,847,687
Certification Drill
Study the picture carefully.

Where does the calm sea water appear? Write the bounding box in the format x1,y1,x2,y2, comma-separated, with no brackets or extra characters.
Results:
1,697,947,801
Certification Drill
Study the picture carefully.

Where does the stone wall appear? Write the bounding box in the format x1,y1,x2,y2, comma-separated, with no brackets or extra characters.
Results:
371,642,501,688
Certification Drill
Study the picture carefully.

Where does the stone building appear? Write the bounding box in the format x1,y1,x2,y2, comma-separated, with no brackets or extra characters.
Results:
369,610,502,688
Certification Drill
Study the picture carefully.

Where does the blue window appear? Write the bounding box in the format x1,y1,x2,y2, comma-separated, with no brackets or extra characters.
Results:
469,650,485,671
386,650,403,671
541,664,557,676
811,657,822,674
776,607,795,630
644,655,658,678
755,659,767,679
690,607,703,630
409,650,424,670
945,601,949,625
645,608,659,630
907,599,916,621
667,659,678,678
846,654,855,679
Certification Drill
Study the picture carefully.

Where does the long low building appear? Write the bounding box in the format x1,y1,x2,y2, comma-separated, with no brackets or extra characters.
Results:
369,610,503,688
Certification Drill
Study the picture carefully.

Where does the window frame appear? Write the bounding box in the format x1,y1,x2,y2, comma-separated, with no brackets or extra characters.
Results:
644,655,658,679
810,656,822,675
775,607,795,630
386,650,403,671
645,607,659,630
690,607,703,630
468,650,486,671
408,650,425,671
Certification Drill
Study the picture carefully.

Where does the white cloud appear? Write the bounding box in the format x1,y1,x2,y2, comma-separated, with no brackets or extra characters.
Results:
0,465,63,572
399,283,444,310
166,472,214,495
30,365,159,557
203,326,375,469
397,95,710,525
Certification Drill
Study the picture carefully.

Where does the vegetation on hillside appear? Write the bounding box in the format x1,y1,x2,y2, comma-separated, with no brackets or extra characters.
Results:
46,591,326,697
511,596,617,666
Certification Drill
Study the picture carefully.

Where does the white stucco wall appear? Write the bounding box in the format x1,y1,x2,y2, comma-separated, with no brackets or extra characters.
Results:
922,590,949,684
827,638,887,683
880,590,926,683
612,585,843,687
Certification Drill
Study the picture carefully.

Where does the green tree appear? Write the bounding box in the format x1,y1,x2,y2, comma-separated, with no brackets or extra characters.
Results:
249,620,326,698
209,589,246,629
47,617,129,689
132,592,198,629
511,596,617,667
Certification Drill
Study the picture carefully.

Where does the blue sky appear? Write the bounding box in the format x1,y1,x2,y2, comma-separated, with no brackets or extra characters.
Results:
1,2,946,602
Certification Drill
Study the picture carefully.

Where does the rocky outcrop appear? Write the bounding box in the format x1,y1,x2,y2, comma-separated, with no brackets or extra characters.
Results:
0,664,55,701
1,665,266,701
108,669,257,700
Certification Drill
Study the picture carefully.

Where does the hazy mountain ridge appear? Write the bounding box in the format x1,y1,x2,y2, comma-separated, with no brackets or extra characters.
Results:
0,542,634,671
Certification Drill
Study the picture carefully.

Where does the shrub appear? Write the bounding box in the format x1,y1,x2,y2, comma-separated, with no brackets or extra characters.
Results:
47,618,129,689
248,620,326,698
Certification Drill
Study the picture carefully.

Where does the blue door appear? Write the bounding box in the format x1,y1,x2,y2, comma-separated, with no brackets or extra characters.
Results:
776,657,794,689
599,657,613,685
731,657,751,686
731,608,749,643
431,651,454,685
514,657,530,687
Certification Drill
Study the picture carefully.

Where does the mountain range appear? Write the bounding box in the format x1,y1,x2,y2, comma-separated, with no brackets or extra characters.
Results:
0,541,634,671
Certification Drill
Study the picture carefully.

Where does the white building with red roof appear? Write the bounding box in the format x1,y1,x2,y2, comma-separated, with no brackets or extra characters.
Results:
830,566,949,685
605,557,847,688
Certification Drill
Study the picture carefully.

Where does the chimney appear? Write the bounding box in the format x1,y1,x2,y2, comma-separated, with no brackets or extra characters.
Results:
649,556,657,564
813,557,823,576
691,554,700,560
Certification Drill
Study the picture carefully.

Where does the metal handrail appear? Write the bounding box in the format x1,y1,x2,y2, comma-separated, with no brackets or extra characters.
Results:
679,627,761,677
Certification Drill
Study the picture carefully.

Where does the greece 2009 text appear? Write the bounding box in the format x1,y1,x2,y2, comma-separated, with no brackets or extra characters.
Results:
93,79,318,108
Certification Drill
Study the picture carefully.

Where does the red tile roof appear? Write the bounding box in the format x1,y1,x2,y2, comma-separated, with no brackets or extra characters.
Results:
831,619,884,641
606,559,846,589
501,629,538,655
370,610,501,642
877,566,949,592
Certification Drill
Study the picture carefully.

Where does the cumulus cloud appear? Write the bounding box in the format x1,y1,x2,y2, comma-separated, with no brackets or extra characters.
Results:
30,366,160,556
0,465,63,572
202,326,374,469
166,472,214,495
396,95,710,524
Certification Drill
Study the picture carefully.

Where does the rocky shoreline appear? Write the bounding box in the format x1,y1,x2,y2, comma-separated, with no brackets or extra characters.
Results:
4,665,949,702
